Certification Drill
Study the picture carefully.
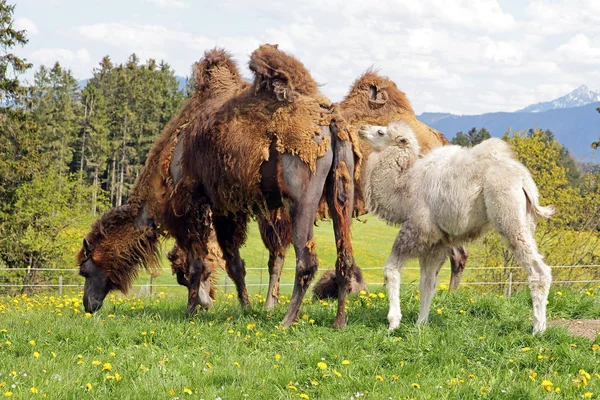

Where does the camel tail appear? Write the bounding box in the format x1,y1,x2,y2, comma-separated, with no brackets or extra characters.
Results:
523,179,554,219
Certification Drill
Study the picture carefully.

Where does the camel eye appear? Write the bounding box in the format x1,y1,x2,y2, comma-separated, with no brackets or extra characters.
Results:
377,130,385,136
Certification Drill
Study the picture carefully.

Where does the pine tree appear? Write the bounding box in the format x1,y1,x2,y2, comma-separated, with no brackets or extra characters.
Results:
451,127,491,147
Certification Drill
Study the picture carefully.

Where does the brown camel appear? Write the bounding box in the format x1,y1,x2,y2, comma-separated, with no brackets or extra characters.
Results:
77,48,247,313
256,70,469,301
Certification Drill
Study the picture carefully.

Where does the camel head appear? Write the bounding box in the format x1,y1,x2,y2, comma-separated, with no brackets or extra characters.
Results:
77,204,160,313
359,121,419,153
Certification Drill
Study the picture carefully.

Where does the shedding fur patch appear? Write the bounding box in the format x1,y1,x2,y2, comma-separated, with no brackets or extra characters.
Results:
182,44,359,214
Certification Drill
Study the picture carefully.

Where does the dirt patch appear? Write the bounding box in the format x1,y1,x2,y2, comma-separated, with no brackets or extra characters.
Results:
550,319,600,340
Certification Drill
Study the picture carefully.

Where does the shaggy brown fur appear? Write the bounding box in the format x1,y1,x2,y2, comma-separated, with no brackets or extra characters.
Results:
77,204,160,293
179,44,360,214
340,69,449,153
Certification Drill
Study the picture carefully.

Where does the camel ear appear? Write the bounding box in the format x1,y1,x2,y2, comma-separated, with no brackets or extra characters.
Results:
368,85,388,105
82,238,92,258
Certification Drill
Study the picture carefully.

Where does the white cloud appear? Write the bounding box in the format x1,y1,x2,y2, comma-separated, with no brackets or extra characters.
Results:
28,48,92,77
557,34,600,64
139,0,189,8
14,18,39,36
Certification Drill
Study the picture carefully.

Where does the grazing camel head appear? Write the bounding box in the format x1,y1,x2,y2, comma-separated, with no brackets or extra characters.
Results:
359,121,420,154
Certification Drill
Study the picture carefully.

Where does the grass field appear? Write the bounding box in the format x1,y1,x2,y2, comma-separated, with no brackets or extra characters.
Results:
1,286,600,399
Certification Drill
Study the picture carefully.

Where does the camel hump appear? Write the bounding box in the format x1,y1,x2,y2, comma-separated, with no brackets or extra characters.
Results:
194,47,245,96
249,43,319,102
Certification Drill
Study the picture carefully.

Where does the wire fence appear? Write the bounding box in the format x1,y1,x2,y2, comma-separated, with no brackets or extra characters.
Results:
1,265,600,297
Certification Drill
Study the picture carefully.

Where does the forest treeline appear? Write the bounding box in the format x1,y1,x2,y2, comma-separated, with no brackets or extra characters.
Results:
1,1,600,288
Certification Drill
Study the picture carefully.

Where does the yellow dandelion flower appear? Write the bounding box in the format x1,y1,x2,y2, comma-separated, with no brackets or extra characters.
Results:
233,362,240,367
436,308,442,314
522,347,531,352
77,360,84,365
85,383,93,391
84,313,92,318
412,383,420,389
570,343,577,348
317,362,327,370
541,380,553,392
0,329,6,333
275,353,281,361
332,369,342,378
3,392,13,397
592,344,600,351
584,392,593,398
9,371,16,377
459,310,465,315
33,351,40,358
529,371,538,381
298,394,310,399
378,292,385,298
205,362,212,369
310,379,319,386
169,390,176,396
376,375,384,382
30,387,38,394
103,363,112,371
183,388,192,395
341,359,350,365
114,373,122,381
141,331,147,336
554,387,560,393
246,323,256,330
92,360,101,366
556,291,562,295
51,352,56,357
4,341,11,346
29,340,36,345
287,382,298,391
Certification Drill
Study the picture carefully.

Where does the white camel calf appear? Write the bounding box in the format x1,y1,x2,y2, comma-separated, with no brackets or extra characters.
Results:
359,121,553,334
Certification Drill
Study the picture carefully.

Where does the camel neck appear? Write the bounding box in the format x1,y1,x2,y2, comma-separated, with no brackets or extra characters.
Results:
364,146,415,225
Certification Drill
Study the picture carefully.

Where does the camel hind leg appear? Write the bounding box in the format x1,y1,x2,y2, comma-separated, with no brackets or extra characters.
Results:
258,209,292,309
485,183,551,334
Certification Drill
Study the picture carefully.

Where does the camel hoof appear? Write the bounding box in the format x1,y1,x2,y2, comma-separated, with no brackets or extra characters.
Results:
333,318,347,330
388,315,401,330
264,298,276,310
281,315,295,328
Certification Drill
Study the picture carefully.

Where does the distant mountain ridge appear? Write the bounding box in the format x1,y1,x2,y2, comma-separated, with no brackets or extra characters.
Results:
419,102,600,160
517,85,600,113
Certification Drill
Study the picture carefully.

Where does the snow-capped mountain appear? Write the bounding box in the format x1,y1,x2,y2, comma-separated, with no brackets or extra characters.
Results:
517,85,600,113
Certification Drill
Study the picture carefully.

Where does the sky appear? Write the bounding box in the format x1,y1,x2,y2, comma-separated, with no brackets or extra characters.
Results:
11,0,600,115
